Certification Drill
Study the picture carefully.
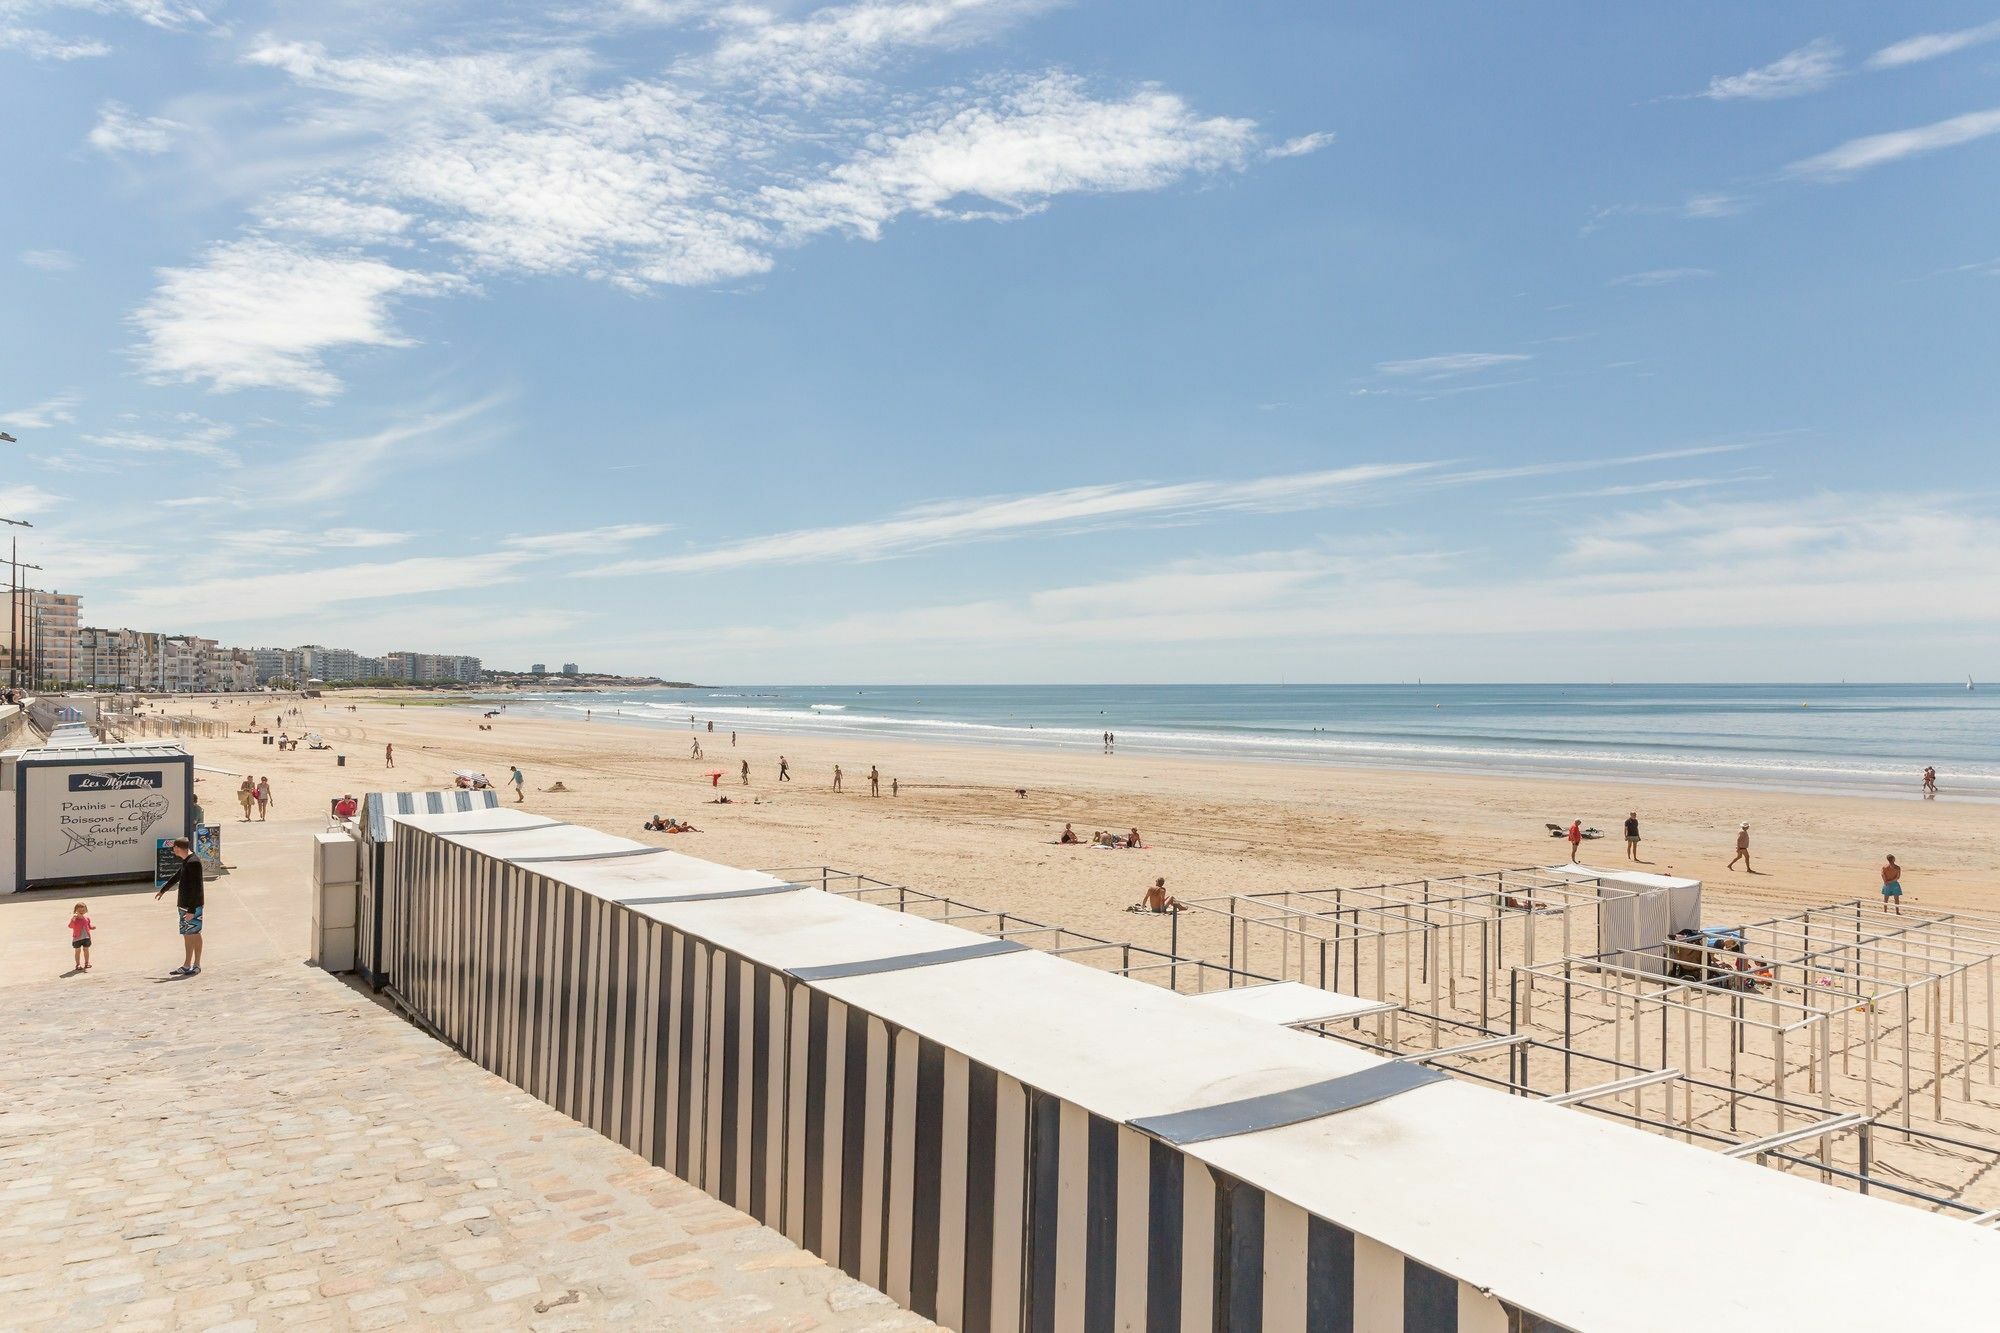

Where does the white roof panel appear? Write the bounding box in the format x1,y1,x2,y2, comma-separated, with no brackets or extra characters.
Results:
1185,981,1399,1027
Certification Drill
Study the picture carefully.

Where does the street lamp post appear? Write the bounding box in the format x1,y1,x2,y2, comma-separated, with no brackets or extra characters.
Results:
2,517,35,694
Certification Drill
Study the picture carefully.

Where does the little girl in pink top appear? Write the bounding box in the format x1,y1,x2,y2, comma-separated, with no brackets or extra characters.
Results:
70,903,94,972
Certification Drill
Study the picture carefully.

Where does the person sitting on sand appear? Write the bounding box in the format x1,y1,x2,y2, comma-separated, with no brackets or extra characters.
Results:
1059,823,1079,844
1133,877,1186,913
1124,827,1143,848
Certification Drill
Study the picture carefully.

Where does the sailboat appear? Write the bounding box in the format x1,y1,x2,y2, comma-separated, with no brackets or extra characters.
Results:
1970,675,1978,692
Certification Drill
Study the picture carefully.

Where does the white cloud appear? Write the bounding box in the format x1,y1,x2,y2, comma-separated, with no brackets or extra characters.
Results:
1788,107,2000,180
764,74,1257,239
4,392,80,430
18,248,77,271
256,191,413,242
1699,39,1841,101
0,23,106,59
503,523,668,556
1608,267,1714,287
215,527,410,555
1266,131,1334,159
704,0,1057,100
242,38,589,109
87,101,184,154
0,484,65,518
0,0,203,59
1374,352,1531,380
132,238,459,395
126,14,1289,394
586,462,1437,576
1868,20,2000,69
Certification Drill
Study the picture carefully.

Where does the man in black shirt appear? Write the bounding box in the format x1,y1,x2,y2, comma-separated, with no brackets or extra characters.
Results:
155,837,205,976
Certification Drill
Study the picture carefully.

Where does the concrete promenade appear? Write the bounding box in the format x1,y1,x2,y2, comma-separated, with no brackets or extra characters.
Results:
0,958,934,1331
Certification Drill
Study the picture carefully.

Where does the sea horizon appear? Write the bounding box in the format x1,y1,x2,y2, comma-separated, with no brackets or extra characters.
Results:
484,680,1998,802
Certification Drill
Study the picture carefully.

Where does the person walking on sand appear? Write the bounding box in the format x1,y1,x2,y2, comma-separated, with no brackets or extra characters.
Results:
731,731,737,747
740,759,749,786
1923,766,1937,798
690,737,703,760
778,755,790,782
509,765,525,802
891,777,898,797
1566,820,1582,863
832,765,843,792
155,838,204,977
236,777,256,822
1623,811,1641,862
869,766,880,796
385,742,395,769
253,777,273,821
1881,855,1905,914
1728,822,1753,873
69,902,94,973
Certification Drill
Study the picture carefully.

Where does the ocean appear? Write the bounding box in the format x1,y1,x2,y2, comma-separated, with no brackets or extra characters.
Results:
497,683,1999,800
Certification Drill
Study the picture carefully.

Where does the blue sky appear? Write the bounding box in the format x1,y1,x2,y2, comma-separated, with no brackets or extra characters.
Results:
3,1,1998,682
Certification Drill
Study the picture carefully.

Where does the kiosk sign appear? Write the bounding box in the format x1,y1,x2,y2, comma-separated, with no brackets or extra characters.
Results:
17,752,192,888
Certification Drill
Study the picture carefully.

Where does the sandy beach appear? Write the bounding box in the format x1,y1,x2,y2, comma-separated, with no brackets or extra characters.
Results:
161,692,1999,945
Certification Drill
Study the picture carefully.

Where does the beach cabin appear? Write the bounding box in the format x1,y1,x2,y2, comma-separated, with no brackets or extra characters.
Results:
338,808,2000,1330
348,787,503,988
1543,865,1703,975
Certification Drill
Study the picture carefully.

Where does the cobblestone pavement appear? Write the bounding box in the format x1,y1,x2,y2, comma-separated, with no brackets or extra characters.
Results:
0,960,935,1332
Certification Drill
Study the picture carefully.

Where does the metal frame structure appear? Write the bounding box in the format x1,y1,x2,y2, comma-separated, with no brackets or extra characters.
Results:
774,865,2000,1220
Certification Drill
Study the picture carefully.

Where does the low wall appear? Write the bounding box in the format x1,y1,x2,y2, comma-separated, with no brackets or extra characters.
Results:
377,809,2000,1332
0,704,24,751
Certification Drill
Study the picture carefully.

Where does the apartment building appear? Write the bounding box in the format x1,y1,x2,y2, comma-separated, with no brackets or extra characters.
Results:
3,589,81,688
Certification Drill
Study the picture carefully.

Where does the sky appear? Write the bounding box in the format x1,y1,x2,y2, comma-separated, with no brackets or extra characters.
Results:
2,1,1998,683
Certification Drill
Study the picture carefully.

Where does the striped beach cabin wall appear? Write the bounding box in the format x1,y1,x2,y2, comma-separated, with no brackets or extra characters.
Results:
354,788,500,989
376,808,2000,1332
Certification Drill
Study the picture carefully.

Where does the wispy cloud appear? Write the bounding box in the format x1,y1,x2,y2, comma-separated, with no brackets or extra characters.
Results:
89,520,659,627
1681,193,1742,219
18,248,78,271
1374,352,1532,380
81,417,237,463
1609,267,1714,287
245,397,509,506
214,527,410,556
87,101,184,154
0,484,65,518
1698,39,1841,101
1266,131,1334,159
1868,19,2000,69
1787,107,2000,180
4,392,81,430
700,0,1058,101
503,524,669,556
642,493,2000,660
586,462,1437,576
